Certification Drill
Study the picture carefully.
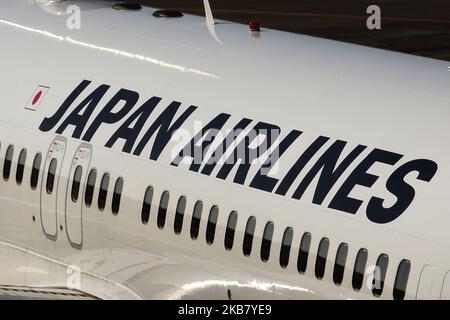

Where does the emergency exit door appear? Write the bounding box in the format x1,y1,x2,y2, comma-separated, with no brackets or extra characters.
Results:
65,144,92,246
41,137,67,238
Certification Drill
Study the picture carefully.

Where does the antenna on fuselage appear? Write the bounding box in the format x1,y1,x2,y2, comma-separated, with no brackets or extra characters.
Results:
203,0,215,25
203,0,222,44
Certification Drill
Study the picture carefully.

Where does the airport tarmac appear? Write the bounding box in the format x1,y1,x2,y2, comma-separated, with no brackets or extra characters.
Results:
135,0,450,61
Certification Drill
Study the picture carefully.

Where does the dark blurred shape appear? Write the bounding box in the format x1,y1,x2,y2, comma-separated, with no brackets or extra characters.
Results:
112,2,142,11
152,9,184,18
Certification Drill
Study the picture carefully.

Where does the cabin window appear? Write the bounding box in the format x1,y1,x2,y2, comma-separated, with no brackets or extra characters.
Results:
71,165,83,202
46,158,57,195
333,243,348,285
174,196,186,234
393,259,411,300
243,216,256,256
157,191,169,229
260,222,274,262
84,169,97,207
16,149,27,185
190,201,203,240
112,177,124,215
372,254,389,297
3,145,14,180
280,227,293,268
315,238,329,279
224,211,238,251
352,248,368,290
206,205,219,244
141,186,153,224
98,173,110,211
30,153,42,190
297,232,311,274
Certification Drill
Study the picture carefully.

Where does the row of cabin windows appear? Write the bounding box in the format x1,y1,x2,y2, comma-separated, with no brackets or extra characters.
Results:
2,145,42,189
2,145,58,195
82,169,124,215
1,145,125,215
140,187,411,300
46,164,124,215
314,238,410,300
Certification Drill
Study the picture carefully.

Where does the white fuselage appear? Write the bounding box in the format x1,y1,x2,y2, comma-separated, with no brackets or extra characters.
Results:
0,0,449,300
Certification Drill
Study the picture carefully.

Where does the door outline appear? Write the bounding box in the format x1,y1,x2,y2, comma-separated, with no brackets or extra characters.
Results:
40,136,67,239
416,265,436,299
65,142,92,248
441,271,450,299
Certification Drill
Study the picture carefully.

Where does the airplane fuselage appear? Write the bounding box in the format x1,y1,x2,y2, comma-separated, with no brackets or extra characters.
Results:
0,0,449,299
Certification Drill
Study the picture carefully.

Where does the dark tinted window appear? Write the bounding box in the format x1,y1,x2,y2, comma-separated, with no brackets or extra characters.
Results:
157,191,169,229
112,178,124,215
243,216,256,256
84,169,96,207
71,165,83,202
297,232,311,274
98,173,110,211
315,238,329,279
280,227,293,268
174,196,186,234
224,211,237,251
352,248,368,290
206,205,218,244
190,201,203,240
46,158,57,194
30,153,42,190
393,259,411,300
372,254,389,297
16,149,27,185
333,243,348,285
3,145,14,180
141,186,153,224
260,222,274,262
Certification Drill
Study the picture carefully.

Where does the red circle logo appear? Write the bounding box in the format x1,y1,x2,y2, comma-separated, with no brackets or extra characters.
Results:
32,91,42,106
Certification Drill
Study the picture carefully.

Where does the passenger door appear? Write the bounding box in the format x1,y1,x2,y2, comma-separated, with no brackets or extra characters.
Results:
41,137,67,238
65,143,92,247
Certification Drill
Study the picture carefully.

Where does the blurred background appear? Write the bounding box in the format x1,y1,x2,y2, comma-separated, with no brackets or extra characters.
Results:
131,0,450,61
